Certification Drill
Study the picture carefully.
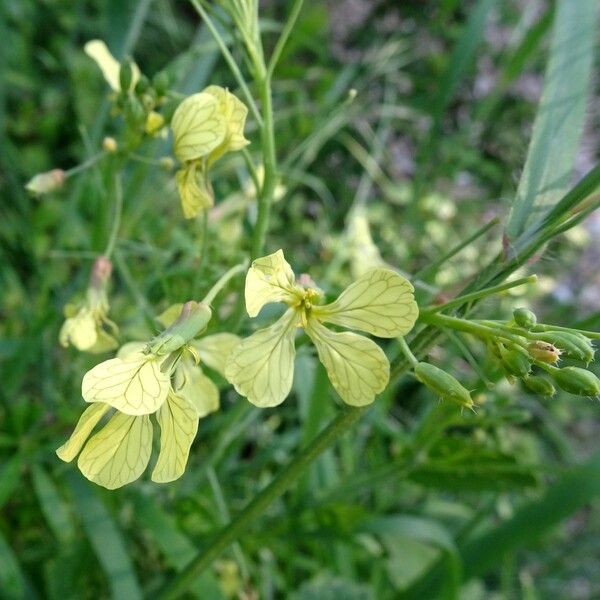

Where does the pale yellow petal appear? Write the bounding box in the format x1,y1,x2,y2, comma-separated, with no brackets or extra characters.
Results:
87,329,119,354
175,359,220,417
203,85,250,163
156,303,184,328
225,310,297,407
116,341,146,359
151,392,200,483
306,319,389,406
245,249,301,317
175,163,214,219
56,403,111,463
84,39,140,92
312,268,418,338
77,412,152,489
82,354,170,415
171,93,226,163
192,332,241,377
59,309,98,351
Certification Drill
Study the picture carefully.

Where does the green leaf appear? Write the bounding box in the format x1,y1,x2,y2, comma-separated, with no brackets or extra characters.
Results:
31,465,76,544
132,494,224,599
67,473,142,600
0,454,23,510
506,0,598,238
0,529,28,600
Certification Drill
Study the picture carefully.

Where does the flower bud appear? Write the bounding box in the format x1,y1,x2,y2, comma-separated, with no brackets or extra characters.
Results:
125,96,146,127
159,157,175,171
513,307,536,329
550,366,600,397
146,301,212,355
414,362,474,409
135,74,150,94
522,375,555,397
534,332,594,365
500,345,532,378
102,136,118,153
145,111,165,135
25,169,65,195
528,341,560,364
119,58,134,93
90,255,113,288
152,71,170,96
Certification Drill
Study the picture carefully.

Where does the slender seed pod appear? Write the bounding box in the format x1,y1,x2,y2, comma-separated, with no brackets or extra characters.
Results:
414,362,474,409
522,375,556,397
550,366,600,397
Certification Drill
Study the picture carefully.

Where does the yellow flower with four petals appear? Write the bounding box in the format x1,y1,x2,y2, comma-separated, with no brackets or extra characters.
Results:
225,250,419,407
57,301,240,489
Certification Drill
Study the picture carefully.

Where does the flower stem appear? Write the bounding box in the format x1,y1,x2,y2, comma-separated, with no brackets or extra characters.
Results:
64,151,106,178
202,260,248,306
397,336,419,367
103,173,123,259
420,275,537,315
251,72,277,259
156,406,366,600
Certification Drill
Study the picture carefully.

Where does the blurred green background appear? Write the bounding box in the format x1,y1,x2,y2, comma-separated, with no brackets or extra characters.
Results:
1,0,599,598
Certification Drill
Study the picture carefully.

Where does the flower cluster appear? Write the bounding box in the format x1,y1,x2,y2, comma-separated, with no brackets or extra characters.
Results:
225,250,419,407
57,301,240,489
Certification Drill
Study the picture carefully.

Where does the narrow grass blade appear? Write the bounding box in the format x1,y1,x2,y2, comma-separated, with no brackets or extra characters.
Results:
32,465,76,544
506,0,598,239
67,474,142,600
0,530,29,600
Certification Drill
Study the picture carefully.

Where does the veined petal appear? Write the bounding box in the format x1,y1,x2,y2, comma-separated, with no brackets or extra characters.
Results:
117,341,147,359
87,328,119,354
203,85,250,163
306,319,389,406
225,309,298,407
56,403,111,463
151,392,200,483
84,39,140,92
82,353,170,415
175,358,220,417
171,93,226,163
77,412,152,489
175,163,214,219
245,249,302,317
192,332,241,377
156,303,184,328
312,268,418,338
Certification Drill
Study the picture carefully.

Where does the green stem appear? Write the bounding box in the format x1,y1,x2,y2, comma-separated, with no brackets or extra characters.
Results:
420,312,526,347
103,174,123,259
251,72,277,259
189,0,263,126
267,0,305,78
421,275,537,315
397,337,419,367
64,152,106,178
202,260,248,305
157,406,365,600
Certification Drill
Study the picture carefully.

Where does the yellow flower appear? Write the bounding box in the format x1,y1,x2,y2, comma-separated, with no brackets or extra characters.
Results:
57,301,240,489
84,39,140,92
59,256,118,354
225,250,419,407
171,86,250,218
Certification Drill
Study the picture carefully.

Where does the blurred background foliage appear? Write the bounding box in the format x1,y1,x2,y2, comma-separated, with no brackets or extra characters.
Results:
1,0,599,598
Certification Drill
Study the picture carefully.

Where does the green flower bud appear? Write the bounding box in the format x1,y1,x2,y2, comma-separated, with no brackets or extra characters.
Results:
119,58,134,93
500,345,532,379
414,362,474,409
513,307,537,329
528,341,560,364
152,71,170,96
539,332,594,364
125,96,146,128
135,74,151,94
146,301,212,356
522,375,555,397
550,366,600,397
